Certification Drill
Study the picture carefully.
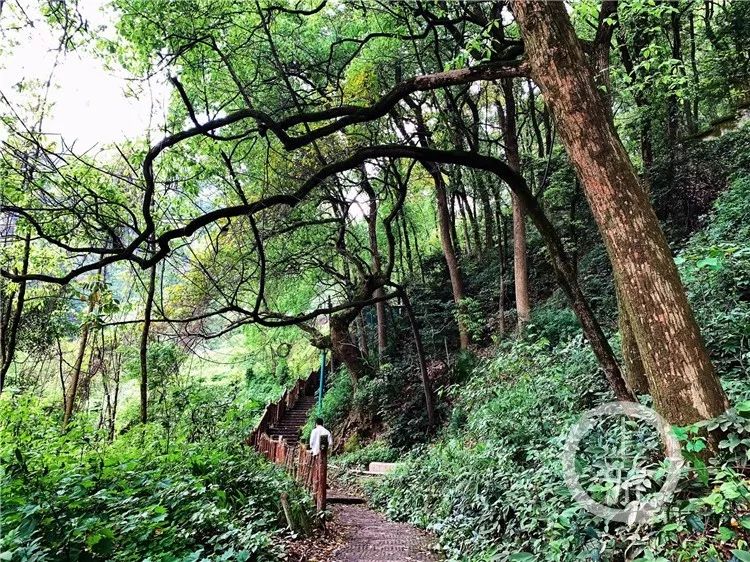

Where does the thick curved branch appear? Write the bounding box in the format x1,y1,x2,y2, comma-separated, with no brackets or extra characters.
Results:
247,214,266,316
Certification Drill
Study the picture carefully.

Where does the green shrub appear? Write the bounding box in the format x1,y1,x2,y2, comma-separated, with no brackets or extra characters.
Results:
0,390,312,562
343,433,361,453
366,336,750,561
335,439,400,470
678,176,750,384
452,350,477,385
456,297,486,342
527,305,581,346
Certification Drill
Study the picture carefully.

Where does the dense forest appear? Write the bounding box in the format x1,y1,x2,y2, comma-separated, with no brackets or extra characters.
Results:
1,0,750,560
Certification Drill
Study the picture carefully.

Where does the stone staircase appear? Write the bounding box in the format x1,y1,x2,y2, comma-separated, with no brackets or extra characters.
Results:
266,394,317,446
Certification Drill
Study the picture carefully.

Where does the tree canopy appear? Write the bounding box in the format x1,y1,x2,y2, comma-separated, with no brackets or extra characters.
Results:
2,1,750,561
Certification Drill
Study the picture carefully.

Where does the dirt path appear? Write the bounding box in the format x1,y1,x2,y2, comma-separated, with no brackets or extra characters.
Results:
329,503,439,562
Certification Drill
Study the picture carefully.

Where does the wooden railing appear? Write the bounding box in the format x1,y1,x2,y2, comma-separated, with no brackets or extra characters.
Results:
247,368,319,447
255,432,327,510
247,368,327,510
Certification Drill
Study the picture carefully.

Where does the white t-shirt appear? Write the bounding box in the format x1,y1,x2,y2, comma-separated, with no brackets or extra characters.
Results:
309,425,333,455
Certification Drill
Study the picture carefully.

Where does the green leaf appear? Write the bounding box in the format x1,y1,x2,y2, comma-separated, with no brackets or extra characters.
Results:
720,481,742,499
718,526,736,541
672,426,689,440
732,550,750,562
87,528,115,555
509,554,535,562
686,514,705,532
696,256,721,270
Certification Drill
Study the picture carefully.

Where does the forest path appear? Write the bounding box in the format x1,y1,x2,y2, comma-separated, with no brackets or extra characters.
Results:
251,371,438,560
328,502,439,562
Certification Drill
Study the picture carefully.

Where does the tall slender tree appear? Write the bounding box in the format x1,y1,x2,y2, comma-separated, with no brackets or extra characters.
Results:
500,78,531,332
360,166,388,359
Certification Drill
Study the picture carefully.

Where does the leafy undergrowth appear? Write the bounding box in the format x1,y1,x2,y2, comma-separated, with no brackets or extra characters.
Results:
333,439,400,471
366,337,750,561
363,178,750,560
0,390,313,562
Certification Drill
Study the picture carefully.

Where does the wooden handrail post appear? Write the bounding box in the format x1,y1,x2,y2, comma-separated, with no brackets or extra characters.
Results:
316,436,328,511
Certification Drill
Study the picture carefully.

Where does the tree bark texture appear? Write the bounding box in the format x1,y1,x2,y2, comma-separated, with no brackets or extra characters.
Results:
512,0,728,424
616,282,649,394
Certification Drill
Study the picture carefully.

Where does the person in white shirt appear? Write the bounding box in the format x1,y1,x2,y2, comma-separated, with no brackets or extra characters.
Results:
309,417,333,456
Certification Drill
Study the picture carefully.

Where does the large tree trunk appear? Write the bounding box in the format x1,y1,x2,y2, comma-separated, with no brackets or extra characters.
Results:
618,316,649,392
501,79,531,332
590,11,649,396
511,194,530,331
617,283,649,394
512,0,728,424
330,314,370,384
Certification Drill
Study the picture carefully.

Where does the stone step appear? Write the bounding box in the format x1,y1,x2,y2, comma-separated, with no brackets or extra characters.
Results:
368,462,399,475
327,490,366,505
268,439,300,445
